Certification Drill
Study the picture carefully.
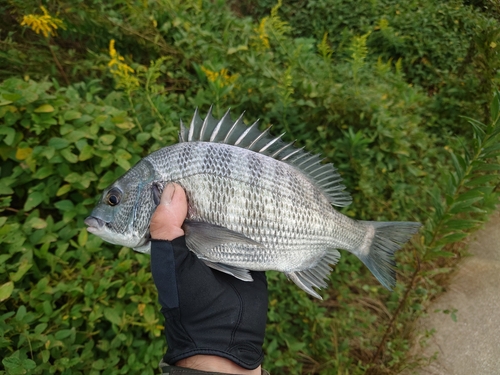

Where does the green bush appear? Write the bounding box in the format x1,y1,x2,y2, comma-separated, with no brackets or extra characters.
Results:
232,0,500,133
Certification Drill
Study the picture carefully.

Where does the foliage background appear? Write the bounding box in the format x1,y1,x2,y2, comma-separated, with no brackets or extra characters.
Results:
0,0,499,374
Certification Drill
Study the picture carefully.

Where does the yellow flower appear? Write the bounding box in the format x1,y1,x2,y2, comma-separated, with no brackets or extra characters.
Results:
108,40,139,90
256,18,270,50
201,66,238,87
20,6,64,38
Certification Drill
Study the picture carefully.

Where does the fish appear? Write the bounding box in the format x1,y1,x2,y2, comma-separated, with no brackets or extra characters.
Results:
85,108,421,299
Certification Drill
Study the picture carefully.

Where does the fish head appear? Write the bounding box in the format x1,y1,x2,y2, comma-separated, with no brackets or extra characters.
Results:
84,159,160,253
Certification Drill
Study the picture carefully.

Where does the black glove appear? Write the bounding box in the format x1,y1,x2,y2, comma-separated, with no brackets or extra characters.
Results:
150,237,268,370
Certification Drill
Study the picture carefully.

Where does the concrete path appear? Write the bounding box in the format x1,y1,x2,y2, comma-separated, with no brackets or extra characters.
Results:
403,210,500,374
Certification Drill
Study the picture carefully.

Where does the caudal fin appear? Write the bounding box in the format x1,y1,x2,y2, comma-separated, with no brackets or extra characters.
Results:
356,221,421,290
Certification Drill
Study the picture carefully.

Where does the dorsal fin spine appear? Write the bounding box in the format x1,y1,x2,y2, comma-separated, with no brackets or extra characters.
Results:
223,111,245,143
179,120,187,142
259,132,285,153
270,142,294,158
291,152,311,164
306,164,330,175
314,168,334,178
210,109,231,142
281,146,305,161
235,120,259,146
188,108,199,141
200,105,213,141
248,125,270,149
315,174,335,184
296,155,321,168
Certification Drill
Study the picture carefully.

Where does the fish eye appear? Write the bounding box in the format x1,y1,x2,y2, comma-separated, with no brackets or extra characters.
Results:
106,188,121,206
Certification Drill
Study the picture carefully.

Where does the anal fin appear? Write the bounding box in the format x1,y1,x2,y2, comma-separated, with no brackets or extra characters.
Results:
286,249,340,300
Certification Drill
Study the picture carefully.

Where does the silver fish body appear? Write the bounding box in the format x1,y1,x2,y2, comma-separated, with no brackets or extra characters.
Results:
85,109,421,298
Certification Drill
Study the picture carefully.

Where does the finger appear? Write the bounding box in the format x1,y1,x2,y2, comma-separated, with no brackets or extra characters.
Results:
160,183,176,206
168,183,187,212
150,183,188,241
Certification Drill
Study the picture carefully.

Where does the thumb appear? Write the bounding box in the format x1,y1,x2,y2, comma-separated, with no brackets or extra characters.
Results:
150,182,187,241
160,183,176,206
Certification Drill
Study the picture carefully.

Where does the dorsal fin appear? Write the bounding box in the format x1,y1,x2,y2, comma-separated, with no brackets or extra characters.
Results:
178,108,352,207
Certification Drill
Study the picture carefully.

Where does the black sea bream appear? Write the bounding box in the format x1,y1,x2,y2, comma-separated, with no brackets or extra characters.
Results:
85,109,421,298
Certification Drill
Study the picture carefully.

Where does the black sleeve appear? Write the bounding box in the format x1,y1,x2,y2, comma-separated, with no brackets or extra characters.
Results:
150,237,268,370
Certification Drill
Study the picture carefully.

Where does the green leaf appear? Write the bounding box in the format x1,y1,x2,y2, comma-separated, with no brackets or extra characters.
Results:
2,356,26,375
78,228,88,247
474,163,500,172
48,137,70,150
78,144,94,161
54,200,75,211
56,184,72,196
465,174,498,187
450,152,465,180
63,110,82,121
33,165,54,179
0,281,14,302
92,359,106,370
143,304,156,324
445,219,481,231
99,134,116,145
84,282,94,296
0,127,16,145
0,179,14,195
64,130,87,143
64,173,81,183
115,158,131,170
2,93,22,102
448,197,483,214
60,148,78,163
10,259,32,282
481,143,500,157
227,45,249,54
104,307,122,326
136,132,151,144
26,217,47,229
436,232,468,246
463,116,485,135
55,329,73,340
34,104,55,113
24,191,44,211
491,90,499,123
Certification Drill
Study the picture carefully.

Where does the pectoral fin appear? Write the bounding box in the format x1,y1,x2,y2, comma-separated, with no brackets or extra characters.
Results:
151,181,163,205
200,259,254,282
183,220,263,253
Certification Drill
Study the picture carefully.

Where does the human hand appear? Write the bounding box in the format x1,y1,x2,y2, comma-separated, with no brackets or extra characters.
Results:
150,183,187,241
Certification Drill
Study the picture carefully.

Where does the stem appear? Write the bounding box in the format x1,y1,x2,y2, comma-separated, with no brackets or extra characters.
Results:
126,93,143,132
47,35,70,86
145,72,169,128
370,252,420,364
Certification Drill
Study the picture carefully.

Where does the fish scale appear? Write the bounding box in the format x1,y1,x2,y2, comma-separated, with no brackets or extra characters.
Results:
85,108,421,299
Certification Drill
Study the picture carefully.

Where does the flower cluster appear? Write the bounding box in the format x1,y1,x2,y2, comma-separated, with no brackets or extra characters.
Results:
108,40,139,91
20,6,64,38
200,66,238,87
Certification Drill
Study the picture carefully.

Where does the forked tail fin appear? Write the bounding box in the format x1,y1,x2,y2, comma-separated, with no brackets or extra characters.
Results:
356,221,421,290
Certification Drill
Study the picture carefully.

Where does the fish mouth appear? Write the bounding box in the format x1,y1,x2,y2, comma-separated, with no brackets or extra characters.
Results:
84,216,106,233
